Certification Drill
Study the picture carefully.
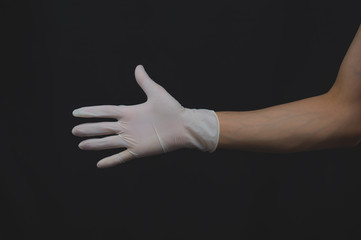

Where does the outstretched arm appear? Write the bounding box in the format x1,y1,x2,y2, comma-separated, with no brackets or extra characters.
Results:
216,24,361,153
72,24,361,168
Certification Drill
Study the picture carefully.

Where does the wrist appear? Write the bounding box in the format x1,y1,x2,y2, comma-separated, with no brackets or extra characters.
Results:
180,108,220,152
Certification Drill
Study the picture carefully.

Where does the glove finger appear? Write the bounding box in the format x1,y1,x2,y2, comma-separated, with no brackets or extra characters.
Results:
134,65,161,99
72,105,126,119
72,121,123,137
97,149,135,168
78,135,130,150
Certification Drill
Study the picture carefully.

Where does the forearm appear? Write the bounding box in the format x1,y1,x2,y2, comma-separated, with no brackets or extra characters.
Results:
216,93,360,153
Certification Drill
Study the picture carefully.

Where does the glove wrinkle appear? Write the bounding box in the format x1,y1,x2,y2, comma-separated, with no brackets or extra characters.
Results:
152,123,167,153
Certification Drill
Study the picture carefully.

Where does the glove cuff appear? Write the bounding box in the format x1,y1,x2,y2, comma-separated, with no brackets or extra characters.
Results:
181,108,220,152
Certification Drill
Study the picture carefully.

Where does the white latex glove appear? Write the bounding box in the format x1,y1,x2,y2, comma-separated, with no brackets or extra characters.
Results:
72,65,219,168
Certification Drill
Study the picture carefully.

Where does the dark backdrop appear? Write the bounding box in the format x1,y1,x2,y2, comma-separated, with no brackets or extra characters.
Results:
2,0,361,239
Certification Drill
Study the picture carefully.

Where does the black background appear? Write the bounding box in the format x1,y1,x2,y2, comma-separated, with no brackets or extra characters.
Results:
2,0,361,239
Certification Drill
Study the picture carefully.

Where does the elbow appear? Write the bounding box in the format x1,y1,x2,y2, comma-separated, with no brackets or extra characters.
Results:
344,122,361,148
349,111,361,148
344,119,361,148
326,92,361,149
348,137,361,148
330,112,361,149
335,133,361,149
349,133,361,148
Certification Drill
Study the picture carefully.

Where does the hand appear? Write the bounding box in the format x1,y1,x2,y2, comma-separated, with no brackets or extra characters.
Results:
72,65,219,168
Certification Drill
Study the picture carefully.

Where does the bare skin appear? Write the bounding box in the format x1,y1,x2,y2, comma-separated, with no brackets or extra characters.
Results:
216,24,361,153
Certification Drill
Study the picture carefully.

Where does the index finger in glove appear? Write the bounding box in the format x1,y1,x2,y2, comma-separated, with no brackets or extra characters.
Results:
72,105,126,119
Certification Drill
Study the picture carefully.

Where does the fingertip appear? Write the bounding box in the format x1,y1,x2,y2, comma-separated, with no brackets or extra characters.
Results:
97,161,104,168
135,64,143,73
78,141,85,150
71,126,77,135
97,159,113,168
72,109,80,117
